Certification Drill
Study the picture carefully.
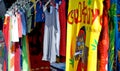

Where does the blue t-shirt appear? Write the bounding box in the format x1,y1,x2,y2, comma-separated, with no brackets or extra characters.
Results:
19,9,27,35
36,2,45,22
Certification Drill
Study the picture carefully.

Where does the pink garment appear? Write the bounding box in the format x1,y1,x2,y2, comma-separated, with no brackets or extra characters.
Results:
16,13,22,38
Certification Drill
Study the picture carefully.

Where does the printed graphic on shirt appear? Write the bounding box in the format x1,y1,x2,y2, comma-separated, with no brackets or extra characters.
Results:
74,26,88,71
66,0,103,71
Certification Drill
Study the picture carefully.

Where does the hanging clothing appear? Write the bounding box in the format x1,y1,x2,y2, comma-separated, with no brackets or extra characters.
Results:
4,12,12,71
2,14,10,50
97,0,110,71
66,0,104,71
2,4,31,71
42,6,60,63
16,12,22,38
116,0,120,71
35,1,45,22
24,3,32,33
59,0,67,56
28,21,50,70
11,14,19,42
21,36,30,71
108,0,117,71
3,45,8,71
55,4,60,56
19,8,27,36
14,42,21,71
9,43,15,71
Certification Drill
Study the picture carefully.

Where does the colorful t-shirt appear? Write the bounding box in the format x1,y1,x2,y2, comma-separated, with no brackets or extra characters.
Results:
66,0,103,71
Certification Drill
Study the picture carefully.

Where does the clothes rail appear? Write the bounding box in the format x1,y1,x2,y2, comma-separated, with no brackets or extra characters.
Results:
7,0,30,11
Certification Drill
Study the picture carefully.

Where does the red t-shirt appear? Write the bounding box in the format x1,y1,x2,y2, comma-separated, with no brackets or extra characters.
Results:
98,0,110,71
3,14,10,49
59,0,67,56
14,43,21,71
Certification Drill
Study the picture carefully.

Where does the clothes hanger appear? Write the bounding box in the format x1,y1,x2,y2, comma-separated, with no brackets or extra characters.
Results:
43,0,51,12
29,0,39,10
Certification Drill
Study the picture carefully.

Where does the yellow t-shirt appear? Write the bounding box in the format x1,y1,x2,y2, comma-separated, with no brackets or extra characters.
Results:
66,0,103,71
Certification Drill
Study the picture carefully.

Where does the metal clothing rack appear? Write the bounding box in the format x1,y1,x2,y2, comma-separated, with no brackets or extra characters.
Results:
6,0,56,14
29,0,52,11
7,0,37,11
